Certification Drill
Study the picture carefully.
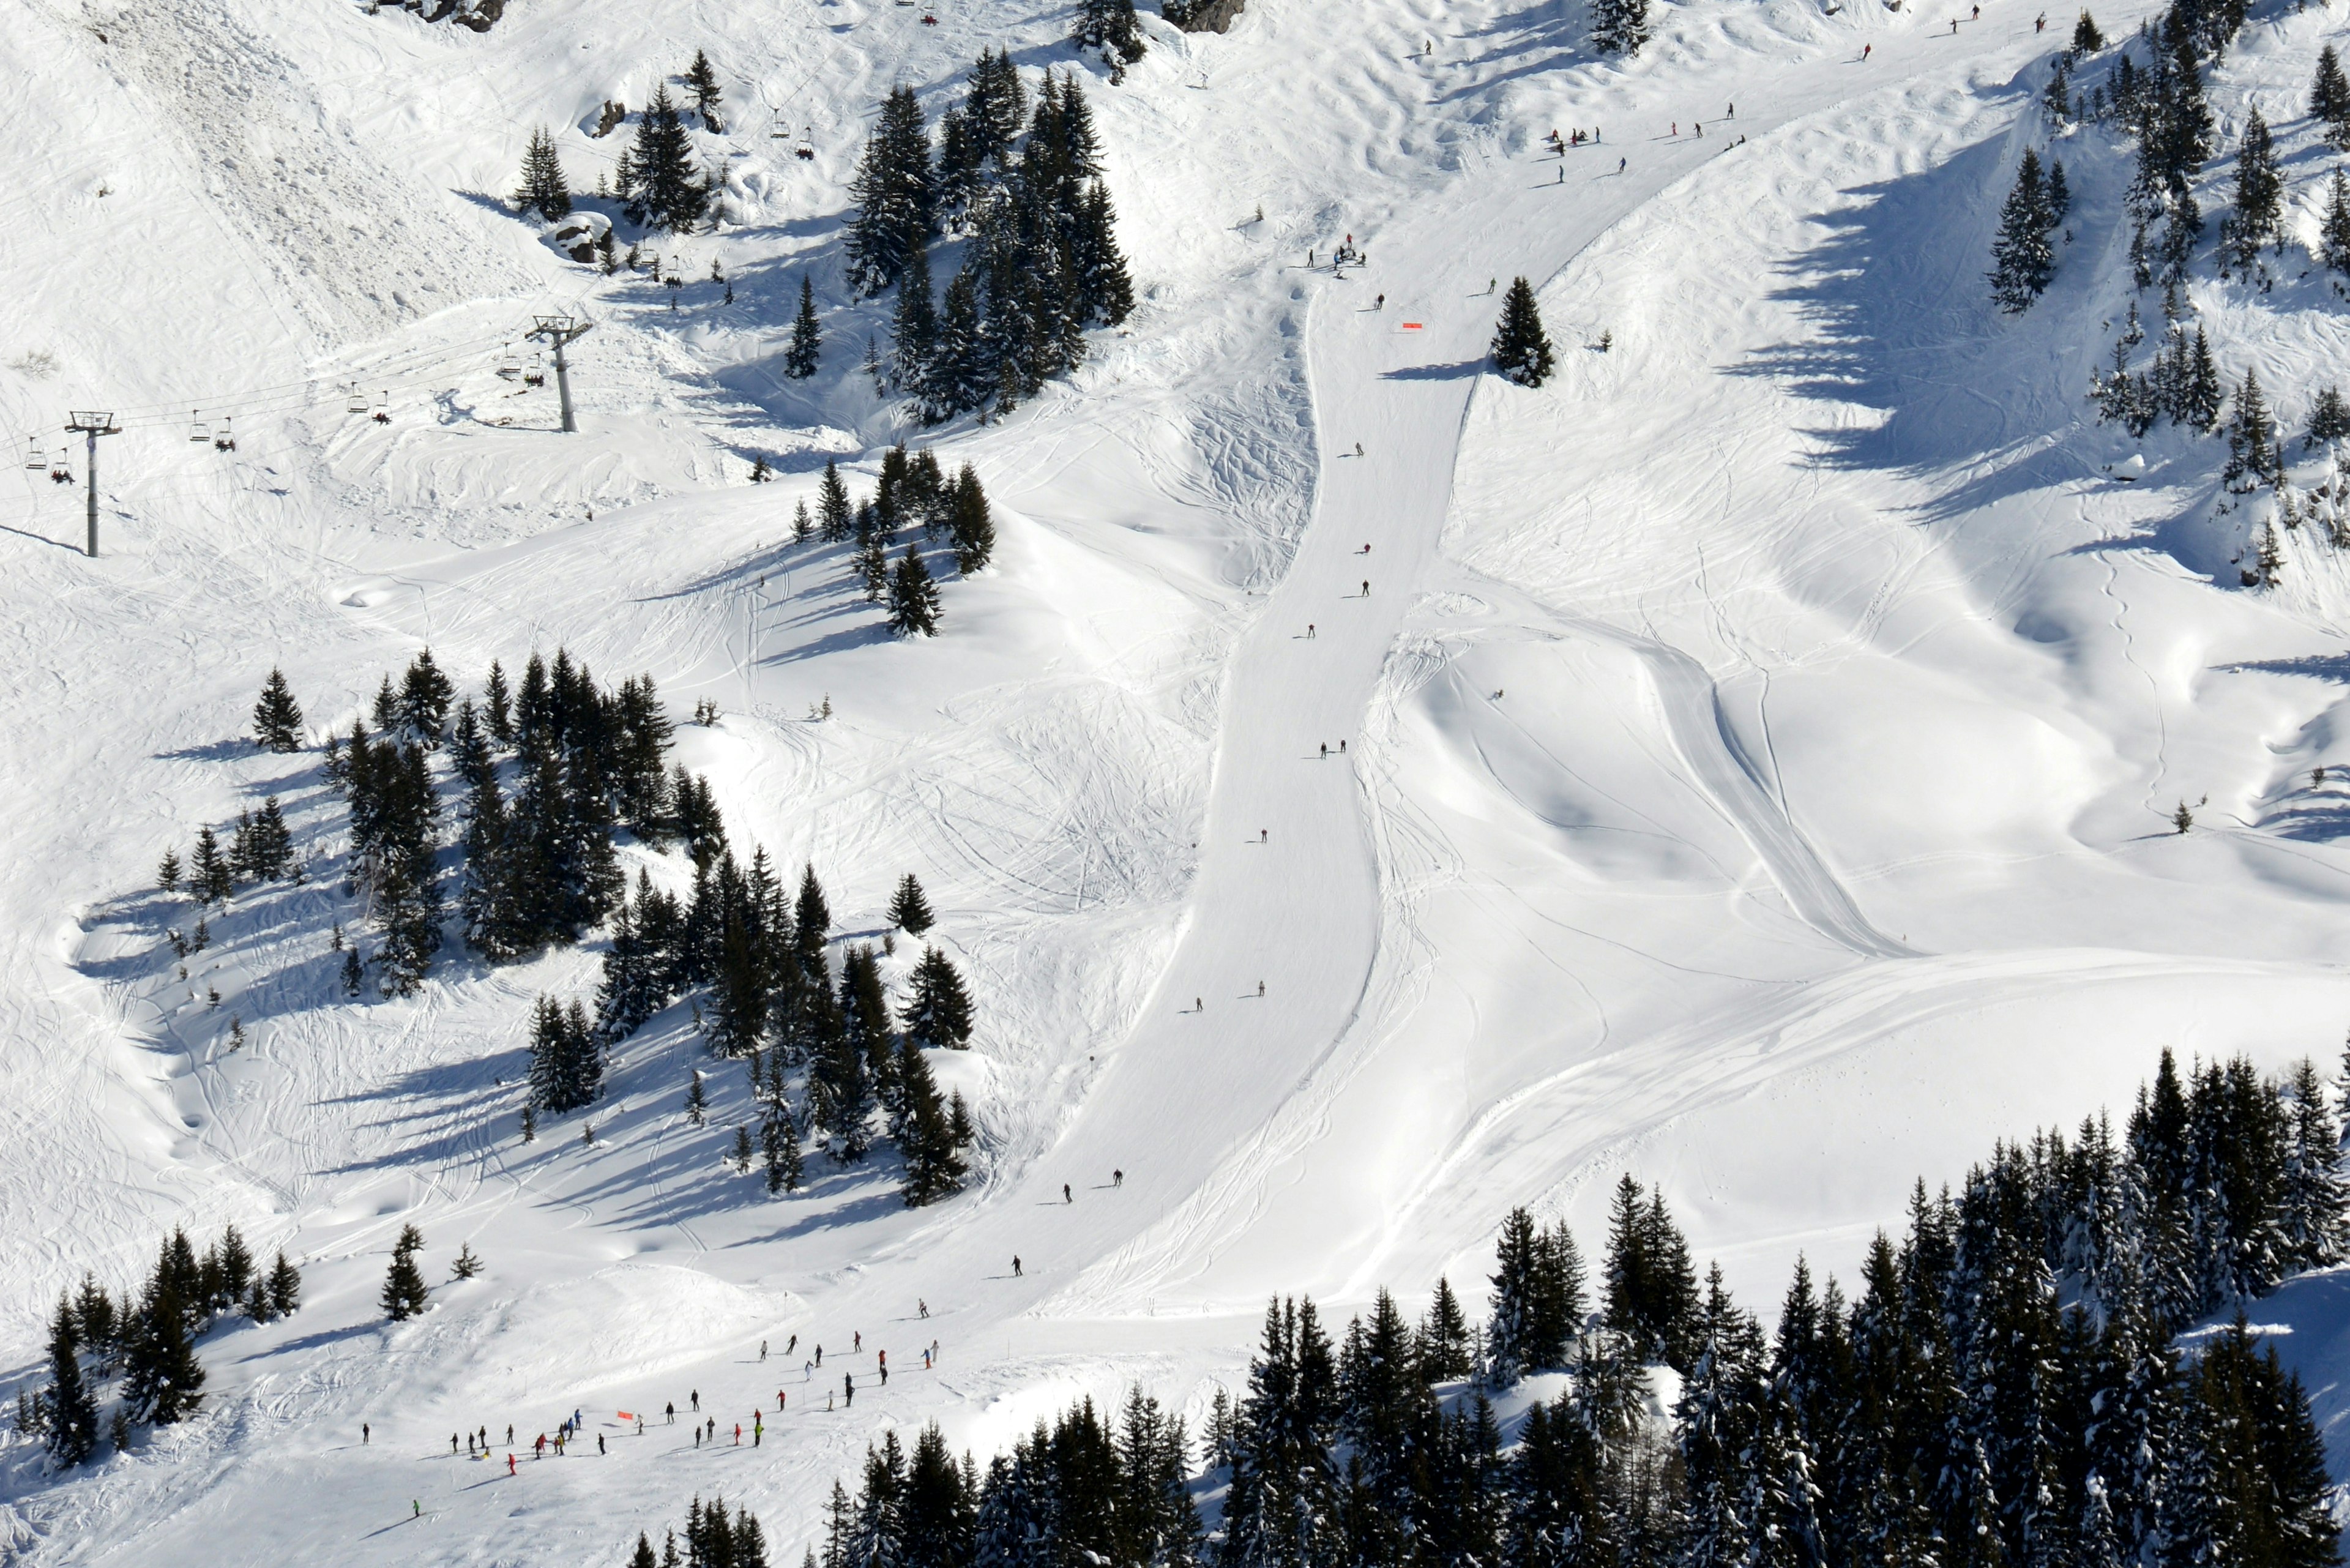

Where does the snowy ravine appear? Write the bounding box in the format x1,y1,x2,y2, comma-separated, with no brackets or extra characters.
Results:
10,0,2350,1555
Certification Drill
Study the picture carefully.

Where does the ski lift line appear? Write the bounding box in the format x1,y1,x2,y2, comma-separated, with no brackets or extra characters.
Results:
60,327,526,422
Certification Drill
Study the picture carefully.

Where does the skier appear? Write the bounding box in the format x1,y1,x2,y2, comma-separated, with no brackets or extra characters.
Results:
761,1340,768,1361
787,1334,797,1356
1619,157,1627,173
363,1423,370,1445
1728,102,1735,117
1114,1169,1124,1186
1863,42,1872,56
1557,168,1564,184
844,1374,855,1407
1308,624,1315,637
692,1389,701,1411
1671,122,1677,135
597,1433,606,1455
1362,542,1371,553
1260,828,1269,843
452,1435,459,1454
666,1402,674,1424
507,1453,517,1475
1013,1255,1023,1276
1064,1182,1072,1204
1362,579,1370,595
507,1425,514,1443
413,1501,422,1520
1340,740,1347,754
1375,294,1385,309
815,1346,822,1367
854,1331,862,1351
1258,980,1265,996
1195,996,1204,1010
919,1300,929,1318
734,1424,742,1445
1695,122,1702,137
1321,743,1329,758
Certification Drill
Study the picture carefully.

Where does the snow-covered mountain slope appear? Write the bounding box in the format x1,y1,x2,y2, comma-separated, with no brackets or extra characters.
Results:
10,0,2350,1553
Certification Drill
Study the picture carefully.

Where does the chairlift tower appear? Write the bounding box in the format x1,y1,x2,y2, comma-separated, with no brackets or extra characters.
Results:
526,314,594,433
65,411,119,558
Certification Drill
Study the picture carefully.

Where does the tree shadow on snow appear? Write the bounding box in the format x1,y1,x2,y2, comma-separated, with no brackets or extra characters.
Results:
1726,105,2113,521
1382,360,1485,382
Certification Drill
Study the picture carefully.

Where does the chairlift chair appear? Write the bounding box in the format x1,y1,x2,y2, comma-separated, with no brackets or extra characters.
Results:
496,346,521,380
23,439,45,469
214,417,237,451
50,449,72,485
345,384,368,414
188,410,211,444
523,353,547,389
372,392,390,425
796,127,815,161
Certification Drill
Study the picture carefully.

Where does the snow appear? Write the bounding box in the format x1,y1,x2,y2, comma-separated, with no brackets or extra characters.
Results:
10,0,2350,1554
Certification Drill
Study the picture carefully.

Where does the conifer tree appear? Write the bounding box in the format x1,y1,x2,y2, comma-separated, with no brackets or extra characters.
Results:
855,527,892,603
2230,110,2284,264
887,548,943,636
624,86,708,234
2306,385,2350,449
891,244,940,394
2072,9,2104,53
818,461,854,542
1073,0,1147,63
252,667,305,752
763,1107,802,1194
516,127,573,222
950,464,995,571
898,1039,968,1205
904,946,974,1049
2228,367,2277,485
1990,148,2058,312
786,275,822,379
2315,45,2350,150
888,873,935,935
1418,1275,1474,1379
1588,0,1651,54
1490,277,1556,386
191,824,231,905
922,271,988,424
123,1255,204,1424
684,50,724,131
44,1296,97,1465
846,85,938,296
2185,327,2224,429
2320,171,2350,275
381,1225,430,1321
157,846,181,894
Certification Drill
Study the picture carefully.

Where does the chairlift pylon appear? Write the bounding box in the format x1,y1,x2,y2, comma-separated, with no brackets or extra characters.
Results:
188,410,211,444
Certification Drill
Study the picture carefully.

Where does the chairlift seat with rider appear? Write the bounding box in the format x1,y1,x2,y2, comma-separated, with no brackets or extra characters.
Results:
796,126,815,160
214,417,237,451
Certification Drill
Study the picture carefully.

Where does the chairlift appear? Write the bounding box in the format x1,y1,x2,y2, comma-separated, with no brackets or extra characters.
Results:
496,345,521,381
50,448,73,485
345,384,368,414
188,410,211,444
23,439,45,469
921,11,938,23
372,392,390,425
796,127,815,161
214,417,237,452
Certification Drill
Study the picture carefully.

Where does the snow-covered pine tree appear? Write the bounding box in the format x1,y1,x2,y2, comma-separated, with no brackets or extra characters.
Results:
2321,172,2350,275
2227,367,2277,485
624,86,707,235
44,1296,97,1465
2072,9,2104,53
887,873,934,935
399,648,455,740
1072,0,1146,64
683,49,724,132
898,1039,967,1206
252,667,304,752
891,244,940,394
516,126,573,222
762,1107,802,1194
846,86,938,296
1990,149,2057,312
1588,0,1651,56
786,275,822,379
2228,109,2283,265
1489,277,1555,386
2314,45,2350,150
381,1225,430,1321
818,460,853,542
122,1267,203,1424
854,526,891,603
921,271,988,423
904,945,974,1048
2306,386,2350,449
950,463,995,570
157,846,181,894
887,548,942,637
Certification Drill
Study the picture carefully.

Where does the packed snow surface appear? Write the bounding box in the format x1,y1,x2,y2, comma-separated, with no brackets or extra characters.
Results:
8,0,2350,1555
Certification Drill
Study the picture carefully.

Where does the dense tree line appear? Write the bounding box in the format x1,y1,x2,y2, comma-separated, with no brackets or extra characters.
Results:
20,1225,301,1467
848,58,1135,424
720,1046,2344,1566
590,846,979,1205
798,446,995,638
